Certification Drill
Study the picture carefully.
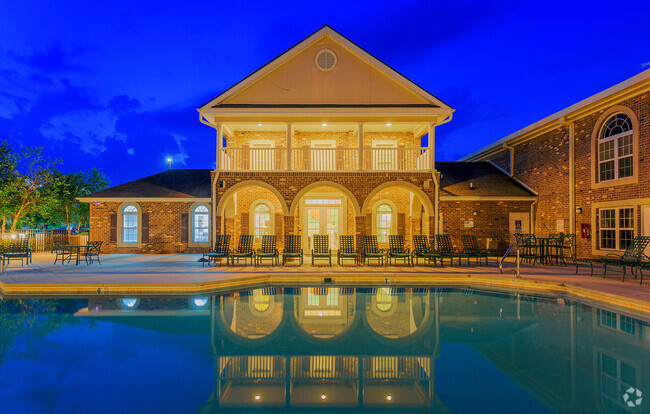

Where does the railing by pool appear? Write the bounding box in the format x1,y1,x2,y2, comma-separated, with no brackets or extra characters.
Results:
218,148,432,172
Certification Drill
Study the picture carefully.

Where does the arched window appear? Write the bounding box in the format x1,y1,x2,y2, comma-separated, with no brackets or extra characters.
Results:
376,204,393,243
192,205,209,243
376,288,393,312
599,113,633,182
121,205,139,243
253,204,271,242
252,289,270,312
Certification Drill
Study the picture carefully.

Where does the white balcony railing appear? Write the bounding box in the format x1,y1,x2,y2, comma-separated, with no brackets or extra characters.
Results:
218,147,432,172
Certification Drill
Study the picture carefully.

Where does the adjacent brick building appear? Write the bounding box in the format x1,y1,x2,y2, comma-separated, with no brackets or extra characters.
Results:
461,70,650,258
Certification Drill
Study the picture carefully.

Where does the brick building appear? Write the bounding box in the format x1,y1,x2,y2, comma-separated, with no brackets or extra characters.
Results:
461,69,650,259
81,26,535,255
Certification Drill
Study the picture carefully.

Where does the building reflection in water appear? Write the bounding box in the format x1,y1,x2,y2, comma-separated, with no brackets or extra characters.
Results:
79,287,650,413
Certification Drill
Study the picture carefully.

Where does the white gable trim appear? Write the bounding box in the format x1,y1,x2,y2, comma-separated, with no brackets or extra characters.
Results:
199,26,453,112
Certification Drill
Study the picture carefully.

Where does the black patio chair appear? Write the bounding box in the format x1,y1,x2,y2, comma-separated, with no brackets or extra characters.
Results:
282,235,303,265
311,234,331,266
337,235,360,266
202,235,231,267
362,235,385,266
84,241,103,265
412,235,443,266
229,235,255,266
256,235,279,266
387,235,411,266
520,234,538,264
559,234,576,265
53,240,73,265
435,234,469,266
2,239,32,267
575,236,650,281
461,235,491,266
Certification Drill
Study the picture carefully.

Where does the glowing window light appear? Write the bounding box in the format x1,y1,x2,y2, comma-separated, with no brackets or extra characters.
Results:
191,297,209,308
119,298,139,309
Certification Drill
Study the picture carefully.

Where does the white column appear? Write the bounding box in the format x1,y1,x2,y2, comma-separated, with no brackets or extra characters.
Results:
428,122,435,171
286,122,292,171
358,122,364,171
215,123,223,171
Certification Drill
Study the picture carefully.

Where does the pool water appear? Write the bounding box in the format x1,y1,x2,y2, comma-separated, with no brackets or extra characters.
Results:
0,287,648,413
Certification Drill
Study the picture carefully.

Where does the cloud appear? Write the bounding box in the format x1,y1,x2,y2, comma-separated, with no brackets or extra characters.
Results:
170,133,189,166
642,62,650,68
127,148,134,155
6,43,91,73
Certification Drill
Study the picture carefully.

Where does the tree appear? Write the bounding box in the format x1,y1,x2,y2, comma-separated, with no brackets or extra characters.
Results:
0,140,18,233
39,168,109,231
3,146,57,231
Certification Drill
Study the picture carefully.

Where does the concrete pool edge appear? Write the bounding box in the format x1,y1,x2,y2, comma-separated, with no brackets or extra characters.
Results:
1,273,649,317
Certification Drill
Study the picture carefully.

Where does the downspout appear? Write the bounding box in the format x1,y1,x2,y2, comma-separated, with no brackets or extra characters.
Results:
503,143,515,176
530,200,537,234
200,113,221,241
433,171,440,239
567,120,576,235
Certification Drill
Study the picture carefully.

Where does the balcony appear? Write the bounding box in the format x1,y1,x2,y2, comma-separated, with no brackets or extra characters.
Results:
218,147,432,172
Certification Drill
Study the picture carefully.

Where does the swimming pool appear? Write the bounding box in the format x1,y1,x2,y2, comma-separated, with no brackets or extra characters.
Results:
0,287,648,413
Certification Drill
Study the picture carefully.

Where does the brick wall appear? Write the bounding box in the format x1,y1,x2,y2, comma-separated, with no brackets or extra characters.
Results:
89,201,212,254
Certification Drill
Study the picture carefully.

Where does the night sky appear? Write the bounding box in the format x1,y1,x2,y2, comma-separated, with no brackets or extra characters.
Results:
1,0,649,186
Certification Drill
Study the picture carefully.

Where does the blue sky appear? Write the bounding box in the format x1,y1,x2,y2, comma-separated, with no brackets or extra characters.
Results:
1,0,649,185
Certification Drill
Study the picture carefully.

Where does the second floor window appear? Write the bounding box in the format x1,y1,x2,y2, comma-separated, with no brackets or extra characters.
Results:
599,113,633,182
192,205,209,243
122,205,138,243
376,204,393,243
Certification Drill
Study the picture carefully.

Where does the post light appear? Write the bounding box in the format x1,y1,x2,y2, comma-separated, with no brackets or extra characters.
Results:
166,157,173,170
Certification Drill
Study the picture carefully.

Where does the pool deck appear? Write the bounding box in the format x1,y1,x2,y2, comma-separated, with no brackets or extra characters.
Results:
2,253,650,315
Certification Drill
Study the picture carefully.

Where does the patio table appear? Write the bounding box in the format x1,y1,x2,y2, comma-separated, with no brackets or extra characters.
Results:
66,244,91,266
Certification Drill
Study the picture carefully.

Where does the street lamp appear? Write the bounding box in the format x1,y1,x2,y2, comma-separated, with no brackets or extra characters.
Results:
166,157,173,170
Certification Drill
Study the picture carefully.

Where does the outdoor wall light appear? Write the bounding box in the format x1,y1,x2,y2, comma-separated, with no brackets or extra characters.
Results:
473,211,477,216
469,181,476,190
576,207,583,214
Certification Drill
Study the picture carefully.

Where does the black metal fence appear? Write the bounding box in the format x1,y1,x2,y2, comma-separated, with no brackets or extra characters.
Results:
0,230,88,253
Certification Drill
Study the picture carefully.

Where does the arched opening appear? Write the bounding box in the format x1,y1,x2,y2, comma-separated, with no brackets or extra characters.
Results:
216,181,287,250
362,182,433,250
366,290,431,340
291,183,360,252
294,287,356,340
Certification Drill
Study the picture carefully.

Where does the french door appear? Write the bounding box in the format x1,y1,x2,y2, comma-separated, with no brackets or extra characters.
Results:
306,206,340,251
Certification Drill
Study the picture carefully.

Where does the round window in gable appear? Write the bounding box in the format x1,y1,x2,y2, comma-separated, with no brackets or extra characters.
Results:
315,49,337,71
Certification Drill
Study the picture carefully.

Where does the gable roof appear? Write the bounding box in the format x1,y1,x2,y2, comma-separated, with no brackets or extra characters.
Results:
199,25,453,112
79,169,212,200
436,162,536,198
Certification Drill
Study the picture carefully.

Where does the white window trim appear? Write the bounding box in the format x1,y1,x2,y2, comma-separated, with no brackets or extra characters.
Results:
591,106,639,189
189,202,211,247
598,206,634,251
598,128,633,182
249,200,275,245
117,202,141,248
372,199,398,246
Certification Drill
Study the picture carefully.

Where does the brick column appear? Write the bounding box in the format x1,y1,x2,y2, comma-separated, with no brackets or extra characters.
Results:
284,215,295,235
355,215,366,251
215,215,223,235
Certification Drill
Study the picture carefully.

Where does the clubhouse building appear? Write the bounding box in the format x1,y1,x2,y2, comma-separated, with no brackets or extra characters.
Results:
80,26,650,259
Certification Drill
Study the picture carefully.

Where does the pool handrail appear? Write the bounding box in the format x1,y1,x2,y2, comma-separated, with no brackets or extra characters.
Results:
499,245,521,278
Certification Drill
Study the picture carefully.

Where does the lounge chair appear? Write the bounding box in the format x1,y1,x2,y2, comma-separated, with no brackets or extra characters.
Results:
282,235,303,265
337,235,360,266
575,236,650,281
311,234,331,266
256,235,279,266
229,235,255,266
387,235,411,266
412,235,443,266
362,235,385,266
2,239,32,267
435,234,469,266
53,240,73,265
461,235,490,266
203,235,231,267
